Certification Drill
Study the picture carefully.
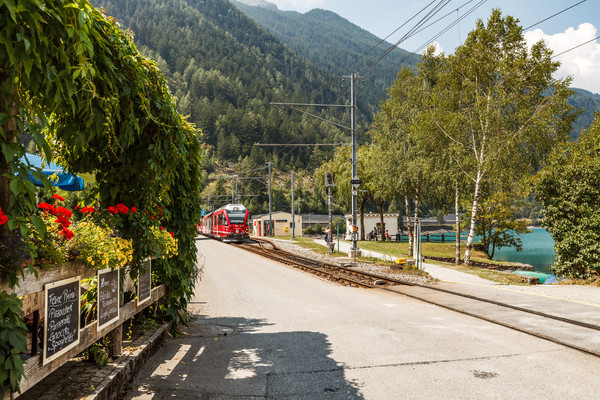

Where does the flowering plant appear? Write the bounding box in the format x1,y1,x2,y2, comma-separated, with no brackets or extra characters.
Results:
69,221,134,270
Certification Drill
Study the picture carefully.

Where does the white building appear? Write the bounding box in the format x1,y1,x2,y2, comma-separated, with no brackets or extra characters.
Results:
252,211,303,237
345,212,399,240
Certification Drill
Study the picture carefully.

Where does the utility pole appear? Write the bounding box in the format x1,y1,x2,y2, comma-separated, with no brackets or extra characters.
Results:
268,162,272,237
325,171,335,253
347,73,361,262
291,171,295,239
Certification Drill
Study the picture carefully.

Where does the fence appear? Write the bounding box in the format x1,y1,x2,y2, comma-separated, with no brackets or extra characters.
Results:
2,260,165,398
394,232,469,243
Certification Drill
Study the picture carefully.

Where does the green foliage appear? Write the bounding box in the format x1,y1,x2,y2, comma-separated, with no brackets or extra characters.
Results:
333,217,346,234
471,192,532,259
535,113,600,279
0,291,27,398
86,338,111,368
1,1,202,394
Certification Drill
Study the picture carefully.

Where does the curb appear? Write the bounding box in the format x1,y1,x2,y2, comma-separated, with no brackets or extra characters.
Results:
83,321,172,400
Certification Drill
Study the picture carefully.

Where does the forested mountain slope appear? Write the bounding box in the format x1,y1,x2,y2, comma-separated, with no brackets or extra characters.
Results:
569,88,600,139
94,0,357,169
232,0,420,116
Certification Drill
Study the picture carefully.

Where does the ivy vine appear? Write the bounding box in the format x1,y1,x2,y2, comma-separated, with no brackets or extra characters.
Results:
1,0,202,395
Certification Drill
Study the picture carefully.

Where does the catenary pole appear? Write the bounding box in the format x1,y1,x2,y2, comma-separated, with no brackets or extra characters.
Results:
291,171,295,239
268,162,272,236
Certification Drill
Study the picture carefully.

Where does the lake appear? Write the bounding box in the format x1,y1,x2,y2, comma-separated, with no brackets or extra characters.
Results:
484,228,555,273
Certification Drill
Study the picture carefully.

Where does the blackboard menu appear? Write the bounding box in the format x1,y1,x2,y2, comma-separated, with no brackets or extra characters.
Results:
44,276,80,365
97,268,120,330
137,258,152,305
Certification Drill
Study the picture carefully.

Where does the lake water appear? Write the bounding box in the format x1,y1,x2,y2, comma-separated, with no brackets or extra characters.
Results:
483,228,555,273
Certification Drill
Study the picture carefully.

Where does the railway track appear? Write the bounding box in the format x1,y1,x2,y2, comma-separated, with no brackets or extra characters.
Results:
235,237,600,357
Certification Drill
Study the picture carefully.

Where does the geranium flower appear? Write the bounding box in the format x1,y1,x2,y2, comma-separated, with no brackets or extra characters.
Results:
60,228,74,240
38,202,57,215
0,207,7,225
131,207,137,213
52,194,65,201
55,206,73,218
55,215,71,229
115,203,129,214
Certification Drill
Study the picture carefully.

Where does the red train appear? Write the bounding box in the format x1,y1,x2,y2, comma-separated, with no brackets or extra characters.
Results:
199,204,251,242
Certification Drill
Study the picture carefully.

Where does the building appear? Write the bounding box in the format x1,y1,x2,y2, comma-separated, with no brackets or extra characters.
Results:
345,212,399,240
252,211,303,237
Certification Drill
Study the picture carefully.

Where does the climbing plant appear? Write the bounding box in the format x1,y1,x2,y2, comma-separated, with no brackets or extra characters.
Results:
1,0,202,395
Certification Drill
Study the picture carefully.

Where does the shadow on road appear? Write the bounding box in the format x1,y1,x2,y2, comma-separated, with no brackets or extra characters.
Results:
123,315,364,399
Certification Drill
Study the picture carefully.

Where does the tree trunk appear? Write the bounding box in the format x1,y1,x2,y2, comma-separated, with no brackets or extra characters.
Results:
359,194,368,241
377,199,385,241
412,185,420,259
464,170,483,265
405,194,413,256
455,181,460,265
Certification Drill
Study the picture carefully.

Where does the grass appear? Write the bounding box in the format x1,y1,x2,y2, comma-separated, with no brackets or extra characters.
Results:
273,235,531,285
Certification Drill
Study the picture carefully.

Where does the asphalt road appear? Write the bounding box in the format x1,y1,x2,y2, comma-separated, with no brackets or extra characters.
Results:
122,237,600,399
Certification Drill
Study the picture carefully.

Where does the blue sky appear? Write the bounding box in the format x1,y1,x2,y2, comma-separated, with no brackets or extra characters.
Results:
263,0,600,93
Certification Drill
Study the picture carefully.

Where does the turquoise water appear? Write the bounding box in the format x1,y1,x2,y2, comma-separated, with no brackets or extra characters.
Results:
483,228,555,273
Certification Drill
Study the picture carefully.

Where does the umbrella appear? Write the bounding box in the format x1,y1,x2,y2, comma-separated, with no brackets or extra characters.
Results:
20,154,85,191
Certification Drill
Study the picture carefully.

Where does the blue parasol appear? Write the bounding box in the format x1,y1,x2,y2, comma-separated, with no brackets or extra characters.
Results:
20,154,85,191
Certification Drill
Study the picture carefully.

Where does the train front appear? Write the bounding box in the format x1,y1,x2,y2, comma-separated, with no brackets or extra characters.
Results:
224,204,250,242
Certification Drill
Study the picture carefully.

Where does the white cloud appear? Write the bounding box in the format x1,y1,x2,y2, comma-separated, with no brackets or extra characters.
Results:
424,42,444,56
268,0,325,12
525,23,600,94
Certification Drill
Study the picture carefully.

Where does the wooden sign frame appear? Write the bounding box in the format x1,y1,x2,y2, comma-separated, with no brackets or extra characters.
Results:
137,258,152,305
97,268,120,331
43,276,81,365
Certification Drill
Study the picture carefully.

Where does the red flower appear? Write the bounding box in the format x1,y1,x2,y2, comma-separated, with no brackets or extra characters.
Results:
60,228,74,240
81,206,95,214
38,203,57,215
108,206,117,214
75,205,79,210
131,207,137,213
168,231,174,238
55,206,73,218
115,203,129,214
52,194,65,201
0,208,7,226
55,215,71,229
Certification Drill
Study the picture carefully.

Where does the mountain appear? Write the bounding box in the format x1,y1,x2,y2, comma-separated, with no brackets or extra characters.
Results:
93,0,355,214
95,0,353,160
568,88,600,139
232,0,420,116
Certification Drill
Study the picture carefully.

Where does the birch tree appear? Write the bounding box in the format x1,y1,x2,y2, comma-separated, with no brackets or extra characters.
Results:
429,10,576,265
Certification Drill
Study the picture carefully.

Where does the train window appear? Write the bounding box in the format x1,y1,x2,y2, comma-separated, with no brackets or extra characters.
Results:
226,209,246,224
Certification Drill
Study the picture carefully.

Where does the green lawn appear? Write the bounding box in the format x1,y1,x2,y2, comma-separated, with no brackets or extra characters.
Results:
273,236,530,285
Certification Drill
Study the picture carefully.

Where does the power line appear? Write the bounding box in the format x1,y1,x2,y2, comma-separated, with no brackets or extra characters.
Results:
523,0,587,30
552,35,600,58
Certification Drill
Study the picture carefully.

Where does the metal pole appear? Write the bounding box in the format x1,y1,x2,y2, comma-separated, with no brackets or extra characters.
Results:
268,162,272,236
350,73,359,263
328,183,333,253
291,171,295,239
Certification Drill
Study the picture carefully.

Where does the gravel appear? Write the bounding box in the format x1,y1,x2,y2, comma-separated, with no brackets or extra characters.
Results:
270,238,433,286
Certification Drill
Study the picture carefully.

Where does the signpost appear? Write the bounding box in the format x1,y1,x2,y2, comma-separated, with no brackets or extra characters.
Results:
44,276,80,365
97,269,120,330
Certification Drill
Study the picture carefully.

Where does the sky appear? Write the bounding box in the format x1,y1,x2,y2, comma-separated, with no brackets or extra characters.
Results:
263,0,600,94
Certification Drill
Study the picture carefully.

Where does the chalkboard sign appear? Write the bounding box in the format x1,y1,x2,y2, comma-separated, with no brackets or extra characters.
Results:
44,276,80,365
137,258,152,305
97,268,120,330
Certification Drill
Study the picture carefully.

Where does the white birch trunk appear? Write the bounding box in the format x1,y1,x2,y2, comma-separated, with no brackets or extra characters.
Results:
455,180,461,265
464,169,483,265
405,194,413,256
